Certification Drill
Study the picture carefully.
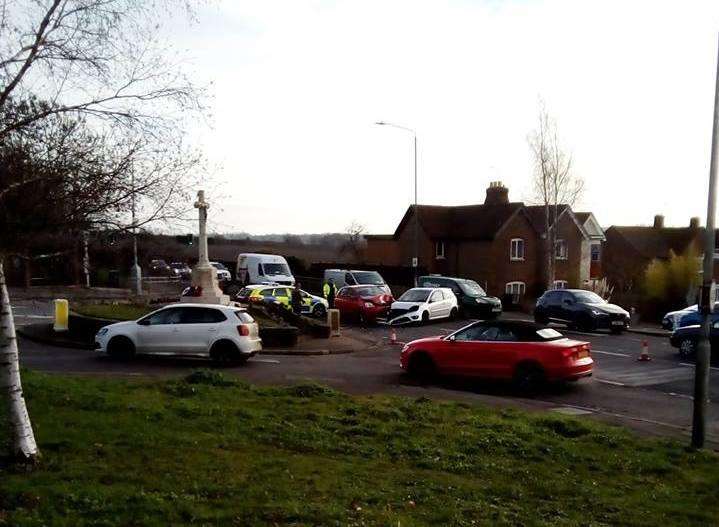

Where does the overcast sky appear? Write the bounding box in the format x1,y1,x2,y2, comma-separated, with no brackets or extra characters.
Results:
175,0,719,235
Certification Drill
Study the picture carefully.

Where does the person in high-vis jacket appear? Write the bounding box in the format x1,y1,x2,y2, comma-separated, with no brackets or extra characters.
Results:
323,279,337,309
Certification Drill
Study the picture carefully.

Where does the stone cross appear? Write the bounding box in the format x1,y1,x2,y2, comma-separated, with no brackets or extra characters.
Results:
194,190,210,266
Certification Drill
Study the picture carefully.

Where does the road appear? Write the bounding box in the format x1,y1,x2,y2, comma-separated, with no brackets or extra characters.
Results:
11,300,719,447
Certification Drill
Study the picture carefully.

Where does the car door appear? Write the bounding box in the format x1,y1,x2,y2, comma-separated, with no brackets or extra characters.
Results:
557,292,576,322
428,290,445,319
178,307,226,355
272,288,291,309
136,307,184,354
544,292,561,321
442,324,496,376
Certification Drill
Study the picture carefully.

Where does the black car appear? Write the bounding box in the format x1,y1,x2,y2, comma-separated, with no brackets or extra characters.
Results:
669,316,719,358
534,289,630,334
418,275,502,318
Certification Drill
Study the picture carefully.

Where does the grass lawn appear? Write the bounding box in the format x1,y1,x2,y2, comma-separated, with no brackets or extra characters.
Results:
72,303,154,321
1,370,718,526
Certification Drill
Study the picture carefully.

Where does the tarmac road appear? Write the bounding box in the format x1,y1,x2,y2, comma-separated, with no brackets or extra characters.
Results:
11,301,719,447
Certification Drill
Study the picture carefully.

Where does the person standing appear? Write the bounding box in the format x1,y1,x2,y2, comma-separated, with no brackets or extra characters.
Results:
323,278,337,309
291,283,303,316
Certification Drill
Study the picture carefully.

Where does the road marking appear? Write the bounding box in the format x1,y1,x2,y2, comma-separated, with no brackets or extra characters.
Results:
592,349,631,358
680,362,719,372
252,358,280,364
667,392,693,400
596,379,625,386
550,406,593,416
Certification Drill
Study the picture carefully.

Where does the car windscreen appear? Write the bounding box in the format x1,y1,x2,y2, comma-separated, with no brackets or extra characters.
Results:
398,289,431,302
458,279,486,297
211,262,227,270
262,263,291,276
356,286,384,297
573,291,606,304
353,271,385,285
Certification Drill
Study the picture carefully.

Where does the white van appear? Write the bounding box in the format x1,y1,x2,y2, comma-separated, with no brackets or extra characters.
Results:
236,253,295,286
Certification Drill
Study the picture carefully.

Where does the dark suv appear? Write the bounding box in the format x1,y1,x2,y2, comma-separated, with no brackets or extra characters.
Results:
534,289,630,334
418,275,502,318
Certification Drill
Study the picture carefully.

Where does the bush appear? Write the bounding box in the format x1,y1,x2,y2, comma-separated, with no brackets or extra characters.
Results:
642,250,699,321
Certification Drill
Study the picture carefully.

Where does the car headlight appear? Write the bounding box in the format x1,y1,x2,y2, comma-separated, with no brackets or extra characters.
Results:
590,309,603,315
401,344,410,353
408,305,419,312
96,328,109,337
475,298,485,303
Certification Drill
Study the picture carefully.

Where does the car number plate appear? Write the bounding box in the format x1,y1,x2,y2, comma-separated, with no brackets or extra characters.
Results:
492,307,501,312
577,349,589,358
611,320,624,326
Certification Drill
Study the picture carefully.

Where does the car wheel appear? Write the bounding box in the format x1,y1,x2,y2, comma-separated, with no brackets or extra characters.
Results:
407,352,436,382
513,362,546,395
449,307,458,321
679,338,697,359
210,340,242,366
420,311,430,325
106,336,135,360
578,315,595,332
313,304,327,319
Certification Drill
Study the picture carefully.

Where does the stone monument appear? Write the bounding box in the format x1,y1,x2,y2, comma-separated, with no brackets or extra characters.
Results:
186,190,229,305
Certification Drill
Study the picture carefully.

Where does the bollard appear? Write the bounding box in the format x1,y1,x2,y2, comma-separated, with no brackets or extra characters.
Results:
389,328,398,345
328,308,341,337
637,340,651,362
53,298,69,332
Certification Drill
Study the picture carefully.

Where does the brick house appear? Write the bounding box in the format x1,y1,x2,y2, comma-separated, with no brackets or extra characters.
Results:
365,182,604,300
603,215,718,293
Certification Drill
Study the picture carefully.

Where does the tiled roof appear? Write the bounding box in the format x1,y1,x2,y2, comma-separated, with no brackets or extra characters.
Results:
523,204,570,233
608,226,700,259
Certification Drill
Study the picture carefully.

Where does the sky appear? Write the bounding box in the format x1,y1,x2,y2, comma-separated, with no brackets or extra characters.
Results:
171,0,719,235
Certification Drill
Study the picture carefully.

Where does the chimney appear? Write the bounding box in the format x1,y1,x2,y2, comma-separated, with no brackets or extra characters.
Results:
653,214,664,229
690,217,700,229
485,181,509,205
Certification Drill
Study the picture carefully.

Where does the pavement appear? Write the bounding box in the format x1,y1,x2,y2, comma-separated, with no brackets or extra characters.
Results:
9,299,719,448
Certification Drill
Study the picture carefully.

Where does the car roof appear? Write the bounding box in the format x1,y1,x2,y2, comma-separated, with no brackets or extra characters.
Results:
162,303,241,311
467,319,563,337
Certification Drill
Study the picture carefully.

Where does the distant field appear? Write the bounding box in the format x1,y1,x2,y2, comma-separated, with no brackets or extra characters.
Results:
1,370,718,526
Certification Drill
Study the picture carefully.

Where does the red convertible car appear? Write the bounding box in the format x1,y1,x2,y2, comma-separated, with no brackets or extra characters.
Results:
400,320,593,391
334,285,394,324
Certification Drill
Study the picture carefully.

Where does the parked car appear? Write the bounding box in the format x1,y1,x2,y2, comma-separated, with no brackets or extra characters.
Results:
669,315,719,358
210,261,232,282
400,319,593,391
244,285,328,318
534,289,630,334
322,269,391,295
169,262,192,280
148,259,172,277
386,287,458,325
418,275,502,318
673,303,719,329
94,303,261,363
236,253,295,286
334,285,394,324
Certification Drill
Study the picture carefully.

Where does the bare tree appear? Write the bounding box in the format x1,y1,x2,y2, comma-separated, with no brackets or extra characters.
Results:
529,103,583,290
0,0,205,464
340,221,366,262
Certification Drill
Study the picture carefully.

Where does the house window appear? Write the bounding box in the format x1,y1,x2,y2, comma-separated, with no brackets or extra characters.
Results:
553,280,568,289
555,239,568,260
435,241,445,260
510,238,525,261
591,244,600,262
505,281,526,296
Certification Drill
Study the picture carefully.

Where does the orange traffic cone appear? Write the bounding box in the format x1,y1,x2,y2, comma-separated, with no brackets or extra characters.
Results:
637,340,651,362
389,328,398,345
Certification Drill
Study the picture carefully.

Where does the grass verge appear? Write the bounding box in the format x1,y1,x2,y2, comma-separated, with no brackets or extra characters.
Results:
1,370,718,526
73,303,154,321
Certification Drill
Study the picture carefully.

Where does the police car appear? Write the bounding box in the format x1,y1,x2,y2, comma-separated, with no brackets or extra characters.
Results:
238,285,328,318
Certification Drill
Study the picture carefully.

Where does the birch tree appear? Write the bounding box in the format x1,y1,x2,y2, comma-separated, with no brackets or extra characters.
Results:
0,0,205,464
529,104,583,290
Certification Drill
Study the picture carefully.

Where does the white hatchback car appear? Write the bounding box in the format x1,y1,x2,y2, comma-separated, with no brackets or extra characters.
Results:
95,303,261,363
386,287,458,325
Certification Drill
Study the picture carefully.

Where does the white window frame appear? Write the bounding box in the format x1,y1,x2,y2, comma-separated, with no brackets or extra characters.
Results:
510,238,525,261
505,281,526,296
435,241,445,260
590,243,601,262
555,239,568,260
553,280,568,289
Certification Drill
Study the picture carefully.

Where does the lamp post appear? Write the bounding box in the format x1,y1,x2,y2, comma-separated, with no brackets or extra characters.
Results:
376,121,419,286
692,33,719,449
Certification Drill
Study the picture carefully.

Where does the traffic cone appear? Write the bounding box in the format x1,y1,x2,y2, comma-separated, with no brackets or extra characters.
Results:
389,328,397,345
637,340,651,362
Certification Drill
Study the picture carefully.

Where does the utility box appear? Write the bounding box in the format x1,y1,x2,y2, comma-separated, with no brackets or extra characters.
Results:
53,299,69,332
328,309,341,337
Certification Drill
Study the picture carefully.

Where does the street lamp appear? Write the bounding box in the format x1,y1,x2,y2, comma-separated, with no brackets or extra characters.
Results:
376,121,419,286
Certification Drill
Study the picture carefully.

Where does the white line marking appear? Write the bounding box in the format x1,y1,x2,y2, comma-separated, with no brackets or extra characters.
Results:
680,362,719,372
592,349,631,357
667,392,693,400
596,379,626,386
252,358,280,364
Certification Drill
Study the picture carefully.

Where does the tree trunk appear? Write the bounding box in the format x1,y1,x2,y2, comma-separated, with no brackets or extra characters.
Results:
544,204,553,291
0,259,39,462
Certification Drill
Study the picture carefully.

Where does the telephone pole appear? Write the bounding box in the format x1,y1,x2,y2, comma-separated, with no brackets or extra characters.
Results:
692,33,719,449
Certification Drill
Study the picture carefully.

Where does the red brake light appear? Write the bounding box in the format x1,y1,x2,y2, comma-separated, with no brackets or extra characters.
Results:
237,325,250,336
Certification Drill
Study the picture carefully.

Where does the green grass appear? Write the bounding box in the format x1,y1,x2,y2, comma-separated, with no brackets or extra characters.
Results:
1,370,718,526
72,303,154,321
